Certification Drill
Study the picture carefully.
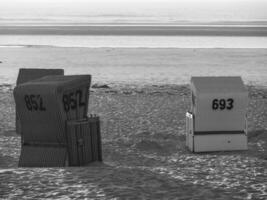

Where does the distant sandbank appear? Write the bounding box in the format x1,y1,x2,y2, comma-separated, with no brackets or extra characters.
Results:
0,25,267,36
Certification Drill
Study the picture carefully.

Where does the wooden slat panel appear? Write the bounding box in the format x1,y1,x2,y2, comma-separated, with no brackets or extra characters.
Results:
66,116,101,166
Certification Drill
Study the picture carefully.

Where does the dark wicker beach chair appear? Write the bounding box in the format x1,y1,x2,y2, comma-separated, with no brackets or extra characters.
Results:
14,75,102,167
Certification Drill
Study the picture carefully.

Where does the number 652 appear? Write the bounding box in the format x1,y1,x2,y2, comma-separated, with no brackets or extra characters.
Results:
212,98,234,110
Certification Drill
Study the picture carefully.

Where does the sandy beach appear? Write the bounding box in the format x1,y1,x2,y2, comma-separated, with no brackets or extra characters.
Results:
0,47,266,199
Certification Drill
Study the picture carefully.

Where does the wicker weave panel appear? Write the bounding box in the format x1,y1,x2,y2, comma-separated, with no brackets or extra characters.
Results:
14,75,91,145
16,68,64,135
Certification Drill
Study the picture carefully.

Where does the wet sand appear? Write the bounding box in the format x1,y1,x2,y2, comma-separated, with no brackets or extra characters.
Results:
0,84,266,199
0,47,267,86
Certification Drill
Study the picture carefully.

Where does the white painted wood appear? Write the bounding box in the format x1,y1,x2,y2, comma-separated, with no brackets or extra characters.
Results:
193,134,248,152
185,112,248,152
190,76,248,132
186,112,194,151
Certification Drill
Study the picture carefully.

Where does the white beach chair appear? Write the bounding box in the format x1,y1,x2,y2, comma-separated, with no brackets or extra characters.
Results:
186,76,248,152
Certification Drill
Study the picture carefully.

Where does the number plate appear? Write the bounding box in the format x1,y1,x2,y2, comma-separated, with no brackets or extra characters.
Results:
24,94,46,111
62,89,86,112
212,98,234,110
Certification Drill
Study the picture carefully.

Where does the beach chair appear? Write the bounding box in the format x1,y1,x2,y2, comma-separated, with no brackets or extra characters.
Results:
14,75,102,167
186,76,248,152
16,68,64,135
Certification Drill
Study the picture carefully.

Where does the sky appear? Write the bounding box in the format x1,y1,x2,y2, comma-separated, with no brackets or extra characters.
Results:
0,0,266,4
0,0,266,22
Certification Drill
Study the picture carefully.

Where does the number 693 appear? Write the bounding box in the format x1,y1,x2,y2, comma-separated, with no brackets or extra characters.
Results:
212,98,234,110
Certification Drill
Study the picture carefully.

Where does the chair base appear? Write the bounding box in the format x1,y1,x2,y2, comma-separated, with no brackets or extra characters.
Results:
187,133,248,152
18,115,102,167
19,145,67,167
186,112,248,152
